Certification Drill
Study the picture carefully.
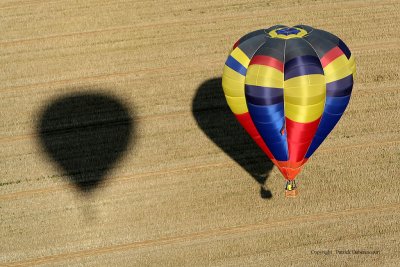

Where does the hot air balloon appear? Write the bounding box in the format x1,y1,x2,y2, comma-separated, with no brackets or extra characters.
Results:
222,25,356,197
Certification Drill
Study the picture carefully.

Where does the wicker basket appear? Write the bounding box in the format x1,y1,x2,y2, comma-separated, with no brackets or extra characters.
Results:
285,189,298,198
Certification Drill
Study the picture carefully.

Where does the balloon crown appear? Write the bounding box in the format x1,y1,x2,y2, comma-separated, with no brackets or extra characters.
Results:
276,27,300,36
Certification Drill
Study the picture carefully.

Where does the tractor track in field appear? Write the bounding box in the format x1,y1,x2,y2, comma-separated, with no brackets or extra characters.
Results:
0,40,397,95
0,139,398,201
3,202,399,267
0,61,220,94
0,162,232,201
0,81,399,145
0,0,393,45
0,111,193,143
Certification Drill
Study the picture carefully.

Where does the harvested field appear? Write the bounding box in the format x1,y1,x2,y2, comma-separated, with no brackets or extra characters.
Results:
0,0,399,266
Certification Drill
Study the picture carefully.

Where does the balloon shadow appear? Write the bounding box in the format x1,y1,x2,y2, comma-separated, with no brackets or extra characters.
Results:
192,78,274,199
37,91,135,193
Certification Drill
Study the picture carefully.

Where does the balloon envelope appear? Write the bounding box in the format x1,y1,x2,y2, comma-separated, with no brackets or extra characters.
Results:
222,25,356,180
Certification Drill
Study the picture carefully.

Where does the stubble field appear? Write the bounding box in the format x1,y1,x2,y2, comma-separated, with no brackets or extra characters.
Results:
0,0,399,266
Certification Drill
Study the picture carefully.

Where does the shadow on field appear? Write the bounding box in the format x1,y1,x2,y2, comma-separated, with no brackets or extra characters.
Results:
192,78,274,199
37,91,134,193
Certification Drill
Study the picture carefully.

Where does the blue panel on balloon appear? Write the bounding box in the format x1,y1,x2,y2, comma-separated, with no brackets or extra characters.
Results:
263,140,288,161
247,102,284,123
247,101,288,161
326,75,353,97
254,120,285,143
305,111,343,158
285,55,322,70
284,56,323,80
245,85,283,106
225,56,247,76
324,95,351,114
314,112,343,138
305,135,325,158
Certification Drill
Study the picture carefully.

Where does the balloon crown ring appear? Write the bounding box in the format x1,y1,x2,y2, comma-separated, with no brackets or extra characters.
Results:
268,26,308,39
276,27,300,36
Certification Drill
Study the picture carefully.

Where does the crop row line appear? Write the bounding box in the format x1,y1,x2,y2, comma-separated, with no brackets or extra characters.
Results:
0,139,398,201
3,202,399,267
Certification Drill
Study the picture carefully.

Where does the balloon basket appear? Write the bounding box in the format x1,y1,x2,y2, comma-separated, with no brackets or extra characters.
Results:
285,189,298,198
285,179,298,197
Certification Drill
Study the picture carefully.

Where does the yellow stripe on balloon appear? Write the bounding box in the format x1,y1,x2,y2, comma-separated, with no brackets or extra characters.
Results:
284,74,325,123
284,74,325,88
283,84,325,106
222,75,245,97
348,55,356,77
224,95,248,115
323,54,353,83
222,48,251,115
245,64,284,88
230,48,251,67
223,65,245,80
284,100,325,123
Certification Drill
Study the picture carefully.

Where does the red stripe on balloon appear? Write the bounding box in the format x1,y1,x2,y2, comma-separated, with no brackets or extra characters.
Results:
285,117,321,164
249,55,284,72
234,112,315,180
276,165,288,178
235,112,275,161
282,166,303,180
232,39,240,49
320,46,344,68
274,160,304,180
